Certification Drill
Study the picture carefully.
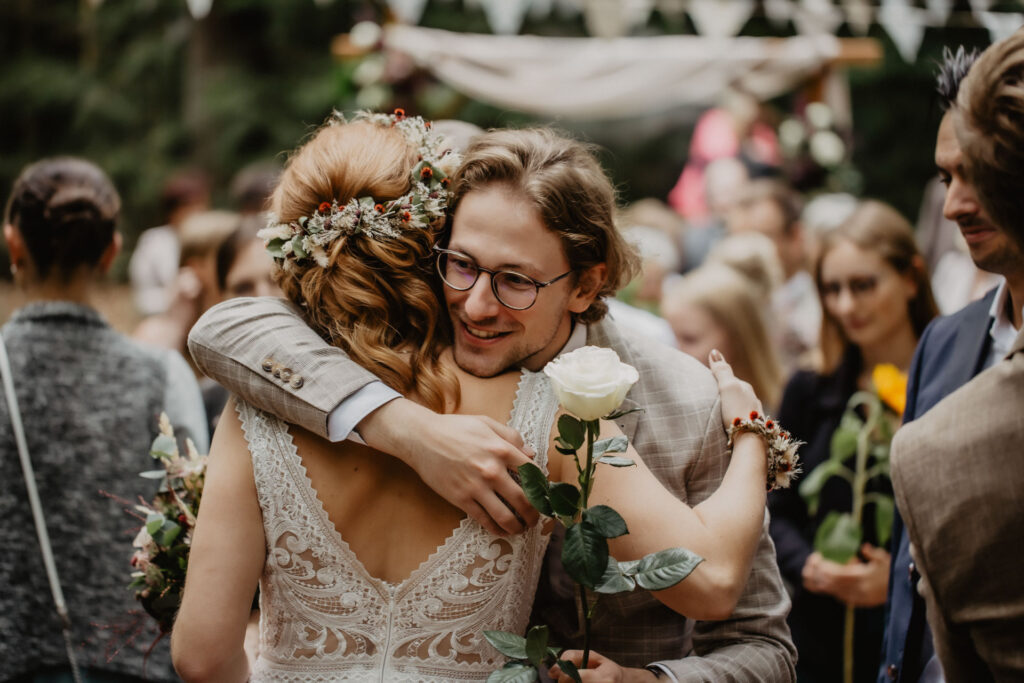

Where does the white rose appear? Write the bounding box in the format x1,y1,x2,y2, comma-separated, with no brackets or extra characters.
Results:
543,346,639,421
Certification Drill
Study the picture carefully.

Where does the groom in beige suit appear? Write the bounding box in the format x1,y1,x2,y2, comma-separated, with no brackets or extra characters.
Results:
190,127,795,681
891,30,1024,681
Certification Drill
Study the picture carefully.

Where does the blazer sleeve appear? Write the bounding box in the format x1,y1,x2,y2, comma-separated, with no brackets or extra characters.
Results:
187,297,381,439
657,398,798,682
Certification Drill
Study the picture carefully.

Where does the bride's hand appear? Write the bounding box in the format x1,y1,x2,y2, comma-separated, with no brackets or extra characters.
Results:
708,349,763,431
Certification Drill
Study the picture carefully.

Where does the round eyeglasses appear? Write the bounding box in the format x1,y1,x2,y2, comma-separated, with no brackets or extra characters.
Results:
433,245,573,311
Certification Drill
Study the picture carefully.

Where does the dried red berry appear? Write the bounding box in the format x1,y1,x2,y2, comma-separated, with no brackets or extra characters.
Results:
374,203,384,212
401,211,411,222
732,417,742,427
440,178,450,188
318,202,331,213
393,108,406,119
766,420,774,429
421,166,433,180
749,410,759,420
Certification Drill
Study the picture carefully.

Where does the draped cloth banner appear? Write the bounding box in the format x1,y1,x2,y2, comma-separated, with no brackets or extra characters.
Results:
383,25,840,120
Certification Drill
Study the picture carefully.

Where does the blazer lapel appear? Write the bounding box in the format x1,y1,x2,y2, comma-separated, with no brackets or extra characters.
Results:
951,288,996,383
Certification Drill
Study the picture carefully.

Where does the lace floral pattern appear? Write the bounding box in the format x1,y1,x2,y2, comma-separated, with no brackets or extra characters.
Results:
238,370,558,682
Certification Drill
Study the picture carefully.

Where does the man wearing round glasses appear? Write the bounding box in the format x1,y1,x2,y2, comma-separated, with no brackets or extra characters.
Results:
190,127,795,680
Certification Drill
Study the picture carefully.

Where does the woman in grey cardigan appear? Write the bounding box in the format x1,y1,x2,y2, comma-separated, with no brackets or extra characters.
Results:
1,157,207,682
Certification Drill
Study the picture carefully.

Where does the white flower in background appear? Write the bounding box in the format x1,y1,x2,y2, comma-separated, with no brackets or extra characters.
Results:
353,54,386,87
356,83,392,111
778,118,806,153
810,130,846,168
806,102,834,130
435,151,462,178
544,346,639,421
349,21,382,50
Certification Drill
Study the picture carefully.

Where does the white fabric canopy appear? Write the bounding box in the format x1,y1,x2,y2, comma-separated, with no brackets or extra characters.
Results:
384,25,840,120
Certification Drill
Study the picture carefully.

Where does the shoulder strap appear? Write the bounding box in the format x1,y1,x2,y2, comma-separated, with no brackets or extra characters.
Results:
0,333,82,683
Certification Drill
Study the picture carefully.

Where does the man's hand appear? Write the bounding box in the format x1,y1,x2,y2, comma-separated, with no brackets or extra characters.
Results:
802,544,891,607
357,398,539,536
549,650,659,683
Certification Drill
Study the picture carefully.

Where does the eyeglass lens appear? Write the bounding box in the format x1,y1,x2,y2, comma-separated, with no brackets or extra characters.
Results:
438,252,538,309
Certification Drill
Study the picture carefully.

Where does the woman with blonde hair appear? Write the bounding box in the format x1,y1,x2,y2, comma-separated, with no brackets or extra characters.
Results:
662,262,783,411
768,199,938,683
172,113,785,682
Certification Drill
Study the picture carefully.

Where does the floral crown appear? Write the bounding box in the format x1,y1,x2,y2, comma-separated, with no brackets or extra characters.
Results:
257,109,459,268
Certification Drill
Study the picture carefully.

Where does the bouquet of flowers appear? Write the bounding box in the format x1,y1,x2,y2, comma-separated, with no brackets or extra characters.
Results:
128,414,207,633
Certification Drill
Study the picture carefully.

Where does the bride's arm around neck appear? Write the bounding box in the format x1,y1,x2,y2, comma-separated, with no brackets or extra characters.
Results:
172,398,264,683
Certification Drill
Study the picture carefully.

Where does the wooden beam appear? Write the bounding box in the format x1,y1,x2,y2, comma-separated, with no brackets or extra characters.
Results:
831,37,883,68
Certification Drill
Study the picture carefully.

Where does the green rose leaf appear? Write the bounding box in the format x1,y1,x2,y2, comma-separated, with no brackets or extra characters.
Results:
596,455,635,468
548,483,581,517
594,556,636,594
563,522,609,588
557,415,586,451
582,505,628,539
157,522,181,547
484,630,528,659
814,511,862,564
145,513,165,535
486,662,537,683
592,436,628,459
265,237,288,258
150,434,177,459
633,547,704,591
517,463,552,517
524,625,549,668
555,659,582,683
873,496,895,549
799,459,844,516
830,427,858,462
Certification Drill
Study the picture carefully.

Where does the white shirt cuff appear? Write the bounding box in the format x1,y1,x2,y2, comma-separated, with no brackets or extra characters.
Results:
326,381,402,443
647,664,679,682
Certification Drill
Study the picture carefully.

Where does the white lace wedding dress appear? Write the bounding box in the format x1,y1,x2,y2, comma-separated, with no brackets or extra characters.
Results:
236,370,558,682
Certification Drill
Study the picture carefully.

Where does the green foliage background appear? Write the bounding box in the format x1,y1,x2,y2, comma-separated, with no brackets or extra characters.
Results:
0,1,997,278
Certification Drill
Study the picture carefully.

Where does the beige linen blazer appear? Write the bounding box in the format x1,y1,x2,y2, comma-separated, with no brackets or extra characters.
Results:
891,329,1024,682
189,297,796,681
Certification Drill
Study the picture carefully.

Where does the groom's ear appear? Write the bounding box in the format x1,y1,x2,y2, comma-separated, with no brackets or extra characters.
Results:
568,263,607,314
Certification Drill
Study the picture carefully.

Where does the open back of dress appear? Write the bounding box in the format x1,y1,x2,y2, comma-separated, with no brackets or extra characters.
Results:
237,369,557,682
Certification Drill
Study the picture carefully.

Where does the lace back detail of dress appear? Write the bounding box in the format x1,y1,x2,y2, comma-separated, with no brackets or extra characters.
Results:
236,369,558,682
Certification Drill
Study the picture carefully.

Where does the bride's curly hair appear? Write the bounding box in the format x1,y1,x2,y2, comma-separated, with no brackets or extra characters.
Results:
271,118,459,412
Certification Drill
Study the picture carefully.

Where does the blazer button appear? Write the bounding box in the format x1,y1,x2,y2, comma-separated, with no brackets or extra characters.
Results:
886,663,898,680
261,358,274,372
290,375,304,389
280,368,293,382
908,562,917,582
272,364,283,379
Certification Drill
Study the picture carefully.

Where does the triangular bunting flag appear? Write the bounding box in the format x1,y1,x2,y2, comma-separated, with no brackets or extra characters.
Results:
387,0,429,24
482,0,530,34
842,0,874,36
924,0,953,25
977,11,1024,44
687,0,755,38
794,0,844,36
878,0,927,63
185,0,213,19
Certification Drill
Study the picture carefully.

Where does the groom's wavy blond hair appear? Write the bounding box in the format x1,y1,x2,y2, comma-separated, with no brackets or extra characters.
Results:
270,118,459,412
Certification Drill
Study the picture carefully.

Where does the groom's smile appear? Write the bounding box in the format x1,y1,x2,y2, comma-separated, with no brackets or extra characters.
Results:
444,184,591,378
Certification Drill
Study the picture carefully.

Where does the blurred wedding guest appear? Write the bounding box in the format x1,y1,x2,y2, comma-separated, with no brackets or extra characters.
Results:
202,215,284,433
680,157,750,271
891,31,1024,681
129,169,210,316
707,231,784,295
728,178,821,374
668,88,780,221
800,191,858,262
769,200,937,683
662,262,782,410
229,162,280,215
0,157,207,681
133,209,239,354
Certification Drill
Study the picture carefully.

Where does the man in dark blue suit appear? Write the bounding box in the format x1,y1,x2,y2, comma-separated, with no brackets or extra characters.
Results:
878,46,1024,682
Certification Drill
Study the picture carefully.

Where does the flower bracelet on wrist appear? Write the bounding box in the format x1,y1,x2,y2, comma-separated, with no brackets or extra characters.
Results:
727,411,802,491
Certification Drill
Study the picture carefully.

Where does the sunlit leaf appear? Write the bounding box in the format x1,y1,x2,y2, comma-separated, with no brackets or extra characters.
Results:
593,436,628,459
830,427,858,462
632,547,704,591
814,511,861,563
594,556,636,594
596,455,635,467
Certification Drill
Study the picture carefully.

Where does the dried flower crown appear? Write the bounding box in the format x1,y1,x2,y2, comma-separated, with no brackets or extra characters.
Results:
257,109,459,268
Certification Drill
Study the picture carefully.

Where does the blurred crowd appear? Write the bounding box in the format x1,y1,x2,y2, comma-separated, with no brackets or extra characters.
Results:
3,30,1024,683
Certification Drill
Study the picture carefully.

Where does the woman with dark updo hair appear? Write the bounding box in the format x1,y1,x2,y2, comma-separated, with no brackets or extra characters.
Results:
1,157,207,682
